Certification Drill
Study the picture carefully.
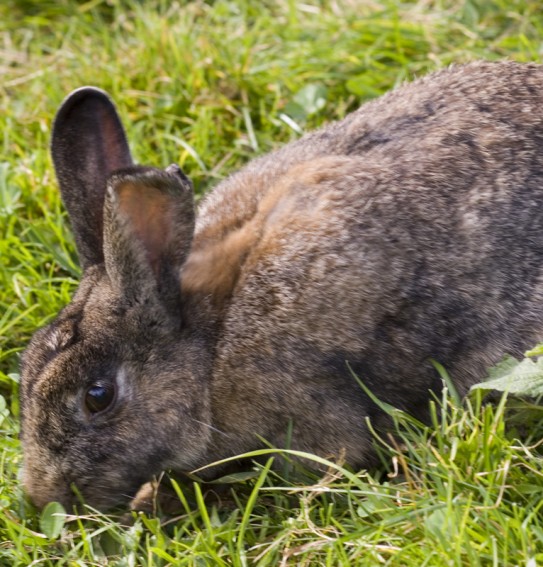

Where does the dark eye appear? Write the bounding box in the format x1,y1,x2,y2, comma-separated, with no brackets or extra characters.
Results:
85,383,116,415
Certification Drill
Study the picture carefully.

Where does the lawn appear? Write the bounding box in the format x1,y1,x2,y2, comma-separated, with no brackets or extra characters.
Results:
2,0,543,564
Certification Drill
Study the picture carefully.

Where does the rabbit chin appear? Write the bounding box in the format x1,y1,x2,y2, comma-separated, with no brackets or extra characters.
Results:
22,456,153,512
25,480,120,513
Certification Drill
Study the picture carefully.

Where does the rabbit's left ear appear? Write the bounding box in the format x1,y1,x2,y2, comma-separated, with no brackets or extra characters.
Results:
52,87,133,269
103,165,195,314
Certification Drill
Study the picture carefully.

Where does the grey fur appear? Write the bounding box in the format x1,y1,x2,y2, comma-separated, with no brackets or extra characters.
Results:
20,61,543,510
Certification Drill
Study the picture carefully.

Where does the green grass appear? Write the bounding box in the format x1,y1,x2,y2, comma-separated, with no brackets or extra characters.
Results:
2,0,543,564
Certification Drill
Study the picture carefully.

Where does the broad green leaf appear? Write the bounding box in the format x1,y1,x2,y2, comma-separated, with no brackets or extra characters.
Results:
472,357,543,396
39,501,66,540
284,83,327,120
425,507,459,541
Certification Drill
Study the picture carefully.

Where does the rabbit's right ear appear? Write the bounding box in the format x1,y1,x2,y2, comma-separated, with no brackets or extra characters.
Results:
51,87,133,269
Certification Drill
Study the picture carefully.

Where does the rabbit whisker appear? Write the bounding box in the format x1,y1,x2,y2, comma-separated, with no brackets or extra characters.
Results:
191,418,230,437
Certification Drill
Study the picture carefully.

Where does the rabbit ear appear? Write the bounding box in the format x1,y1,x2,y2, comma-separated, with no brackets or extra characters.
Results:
51,87,133,269
103,165,195,314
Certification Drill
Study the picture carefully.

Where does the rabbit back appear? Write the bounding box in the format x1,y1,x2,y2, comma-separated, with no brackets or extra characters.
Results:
180,61,543,463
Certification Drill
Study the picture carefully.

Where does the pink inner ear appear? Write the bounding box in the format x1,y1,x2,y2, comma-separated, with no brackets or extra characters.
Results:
116,182,174,276
101,106,131,174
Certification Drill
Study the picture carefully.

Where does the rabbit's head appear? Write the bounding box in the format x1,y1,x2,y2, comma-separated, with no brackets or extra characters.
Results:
20,88,212,510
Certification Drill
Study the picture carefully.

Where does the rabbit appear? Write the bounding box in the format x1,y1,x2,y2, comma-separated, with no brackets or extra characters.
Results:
19,60,543,511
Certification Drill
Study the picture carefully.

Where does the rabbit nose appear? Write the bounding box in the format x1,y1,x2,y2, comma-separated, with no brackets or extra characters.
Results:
22,465,73,511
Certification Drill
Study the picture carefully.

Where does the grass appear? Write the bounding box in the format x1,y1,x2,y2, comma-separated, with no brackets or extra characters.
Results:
1,0,543,564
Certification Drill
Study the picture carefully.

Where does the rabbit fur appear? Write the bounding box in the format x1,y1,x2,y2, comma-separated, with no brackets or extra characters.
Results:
20,60,543,510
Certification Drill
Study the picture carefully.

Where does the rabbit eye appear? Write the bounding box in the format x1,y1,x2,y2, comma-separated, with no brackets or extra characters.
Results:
85,383,116,414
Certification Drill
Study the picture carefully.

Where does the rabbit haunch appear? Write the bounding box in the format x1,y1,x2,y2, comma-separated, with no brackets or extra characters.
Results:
20,61,543,510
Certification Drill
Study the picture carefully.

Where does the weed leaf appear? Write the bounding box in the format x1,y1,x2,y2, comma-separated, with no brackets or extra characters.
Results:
39,501,66,540
473,356,543,396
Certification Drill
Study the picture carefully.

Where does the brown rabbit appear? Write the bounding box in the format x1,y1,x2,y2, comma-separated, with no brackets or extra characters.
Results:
20,61,543,510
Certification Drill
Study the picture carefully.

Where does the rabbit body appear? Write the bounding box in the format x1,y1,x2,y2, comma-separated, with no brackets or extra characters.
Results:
21,61,543,510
